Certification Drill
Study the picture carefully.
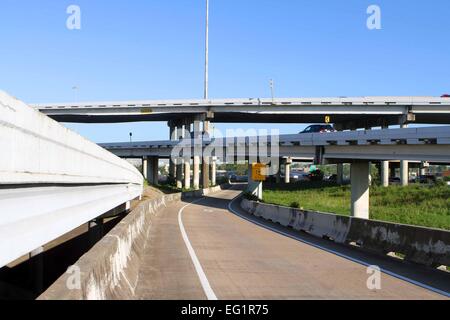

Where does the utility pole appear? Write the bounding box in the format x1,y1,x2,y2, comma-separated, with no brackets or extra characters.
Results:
204,0,209,100
270,79,274,103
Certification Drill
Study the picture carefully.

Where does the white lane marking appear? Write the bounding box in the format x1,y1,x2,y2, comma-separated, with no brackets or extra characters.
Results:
178,198,218,300
227,195,450,298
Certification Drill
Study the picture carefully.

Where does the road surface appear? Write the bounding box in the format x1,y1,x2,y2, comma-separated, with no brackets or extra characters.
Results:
135,185,450,300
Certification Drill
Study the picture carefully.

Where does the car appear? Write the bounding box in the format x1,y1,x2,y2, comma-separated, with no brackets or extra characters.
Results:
417,175,437,184
441,94,450,98
300,125,336,134
328,174,338,182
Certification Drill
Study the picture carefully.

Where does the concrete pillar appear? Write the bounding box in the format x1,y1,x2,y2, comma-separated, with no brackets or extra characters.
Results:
142,158,148,180
400,124,409,186
184,159,191,190
147,157,159,185
284,158,291,184
176,122,184,189
381,160,389,187
202,159,210,188
247,163,263,200
211,157,217,186
337,164,344,185
380,125,390,187
169,123,177,182
350,161,370,220
202,120,211,188
193,156,200,190
193,119,201,190
29,247,44,294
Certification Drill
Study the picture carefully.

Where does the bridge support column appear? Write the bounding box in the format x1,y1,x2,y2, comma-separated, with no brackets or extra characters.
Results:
193,118,201,190
142,157,148,180
381,160,390,187
400,124,409,186
202,120,211,188
337,164,344,185
247,163,263,200
284,158,292,184
184,158,191,190
211,157,217,186
29,247,44,294
202,158,210,188
169,123,177,183
147,157,159,185
176,122,184,189
351,161,370,220
380,125,390,187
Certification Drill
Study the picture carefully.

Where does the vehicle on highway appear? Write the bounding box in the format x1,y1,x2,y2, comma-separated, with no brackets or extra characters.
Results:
229,174,248,183
415,175,437,184
441,94,450,98
300,125,336,134
308,169,325,182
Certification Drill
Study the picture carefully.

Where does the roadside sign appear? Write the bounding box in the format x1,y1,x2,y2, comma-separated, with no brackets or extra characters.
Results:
252,163,267,181
325,116,331,124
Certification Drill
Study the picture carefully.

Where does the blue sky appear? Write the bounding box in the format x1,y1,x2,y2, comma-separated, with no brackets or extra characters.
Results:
1,0,449,142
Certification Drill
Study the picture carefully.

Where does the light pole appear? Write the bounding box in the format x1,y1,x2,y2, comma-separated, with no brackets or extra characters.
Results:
204,0,209,100
270,79,275,103
72,86,79,102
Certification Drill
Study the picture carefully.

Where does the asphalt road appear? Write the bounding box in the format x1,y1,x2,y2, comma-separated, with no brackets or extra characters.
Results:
135,185,450,300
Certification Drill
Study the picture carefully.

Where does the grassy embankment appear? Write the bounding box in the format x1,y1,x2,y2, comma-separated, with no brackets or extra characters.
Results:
262,182,450,230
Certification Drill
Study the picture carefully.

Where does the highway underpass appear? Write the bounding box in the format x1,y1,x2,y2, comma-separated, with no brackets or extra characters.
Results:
134,185,449,300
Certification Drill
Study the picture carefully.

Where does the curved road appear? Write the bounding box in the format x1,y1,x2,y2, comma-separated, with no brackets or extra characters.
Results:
135,186,450,300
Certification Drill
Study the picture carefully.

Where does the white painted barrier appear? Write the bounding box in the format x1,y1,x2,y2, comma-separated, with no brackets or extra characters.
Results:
0,91,143,185
0,91,144,268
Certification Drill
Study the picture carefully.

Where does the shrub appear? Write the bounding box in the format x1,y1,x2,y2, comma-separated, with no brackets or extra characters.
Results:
290,201,300,209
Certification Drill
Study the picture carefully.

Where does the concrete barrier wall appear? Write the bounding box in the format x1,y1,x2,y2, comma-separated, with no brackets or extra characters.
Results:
0,91,143,185
241,199,450,268
39,184,229,300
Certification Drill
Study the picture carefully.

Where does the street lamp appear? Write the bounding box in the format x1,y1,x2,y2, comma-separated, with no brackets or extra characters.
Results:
204,0,209,100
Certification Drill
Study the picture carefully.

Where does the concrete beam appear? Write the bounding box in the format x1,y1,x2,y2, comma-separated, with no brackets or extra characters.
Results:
351,161,370,219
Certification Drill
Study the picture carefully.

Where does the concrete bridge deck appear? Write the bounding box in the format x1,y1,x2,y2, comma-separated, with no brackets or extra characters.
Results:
135,186,449,300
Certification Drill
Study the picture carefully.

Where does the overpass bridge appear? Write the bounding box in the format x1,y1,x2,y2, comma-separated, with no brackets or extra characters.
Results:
33,96,450,129
0,91,144,269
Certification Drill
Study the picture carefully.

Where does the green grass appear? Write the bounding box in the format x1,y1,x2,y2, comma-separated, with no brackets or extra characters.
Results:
262,181,450,230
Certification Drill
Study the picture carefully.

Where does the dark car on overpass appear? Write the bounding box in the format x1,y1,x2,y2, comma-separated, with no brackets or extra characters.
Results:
300,125,336,134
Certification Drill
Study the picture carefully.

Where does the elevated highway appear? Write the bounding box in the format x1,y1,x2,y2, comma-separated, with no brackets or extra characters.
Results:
101,126,450,163
33,96,450,129
0,91,144,268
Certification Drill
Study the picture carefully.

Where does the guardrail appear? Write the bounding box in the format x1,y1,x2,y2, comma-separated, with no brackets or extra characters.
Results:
240,199,450,268
0,91,144,268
